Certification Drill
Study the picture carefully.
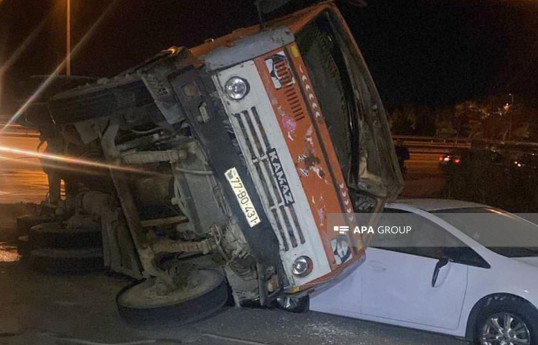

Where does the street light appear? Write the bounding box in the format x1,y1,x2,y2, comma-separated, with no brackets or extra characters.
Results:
66,0,71,76
502,93,514,141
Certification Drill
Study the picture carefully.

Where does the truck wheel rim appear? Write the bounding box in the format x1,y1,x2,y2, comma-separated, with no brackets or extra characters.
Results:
118,269,222,309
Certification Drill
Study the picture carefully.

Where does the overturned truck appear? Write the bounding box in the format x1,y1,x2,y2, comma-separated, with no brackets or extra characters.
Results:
21,1,402,322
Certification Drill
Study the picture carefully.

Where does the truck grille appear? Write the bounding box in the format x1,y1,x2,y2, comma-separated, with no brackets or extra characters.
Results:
233,106,305,251
274,60,305,121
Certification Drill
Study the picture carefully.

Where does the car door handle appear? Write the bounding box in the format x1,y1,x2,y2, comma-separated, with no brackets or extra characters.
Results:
431,258,449,287
366,261,386,272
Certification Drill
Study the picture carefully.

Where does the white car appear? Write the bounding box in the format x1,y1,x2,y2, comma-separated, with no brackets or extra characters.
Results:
311,199,538,345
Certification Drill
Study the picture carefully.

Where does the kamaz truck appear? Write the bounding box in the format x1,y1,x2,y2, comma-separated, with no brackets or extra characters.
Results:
20,0,402,323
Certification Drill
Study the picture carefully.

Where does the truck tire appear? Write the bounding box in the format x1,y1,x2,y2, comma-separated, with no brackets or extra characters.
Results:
16,235,29,260
29,222,101,249
29,248,103,273
116,269,228,325
48,77,152,125
16,215,54,236
21,75,97,126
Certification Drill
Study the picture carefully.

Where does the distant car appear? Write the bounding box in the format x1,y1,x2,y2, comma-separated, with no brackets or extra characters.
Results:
438,149,506,173
438,149,465,169
311,199,538,345
512,153,538,172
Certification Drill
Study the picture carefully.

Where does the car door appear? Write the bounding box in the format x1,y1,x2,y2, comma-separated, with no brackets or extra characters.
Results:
359,210,468,330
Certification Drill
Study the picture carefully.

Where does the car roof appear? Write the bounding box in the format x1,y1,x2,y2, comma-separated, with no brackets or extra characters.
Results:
387,198,488,212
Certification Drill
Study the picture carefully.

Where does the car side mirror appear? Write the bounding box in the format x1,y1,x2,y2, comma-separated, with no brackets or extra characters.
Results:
431,258,449,287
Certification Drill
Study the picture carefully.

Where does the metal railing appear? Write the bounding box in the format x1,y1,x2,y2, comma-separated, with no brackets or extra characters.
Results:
392,135,538,154
0,123,40,138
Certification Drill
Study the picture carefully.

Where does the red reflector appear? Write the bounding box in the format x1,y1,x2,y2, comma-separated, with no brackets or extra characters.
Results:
454,158,461,164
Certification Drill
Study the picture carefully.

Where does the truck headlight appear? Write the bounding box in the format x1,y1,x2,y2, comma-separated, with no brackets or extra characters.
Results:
224,77,249,100
292,256,313,277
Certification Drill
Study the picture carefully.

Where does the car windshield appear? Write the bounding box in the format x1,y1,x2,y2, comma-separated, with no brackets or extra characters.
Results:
434,207,538,257
296,11,402,200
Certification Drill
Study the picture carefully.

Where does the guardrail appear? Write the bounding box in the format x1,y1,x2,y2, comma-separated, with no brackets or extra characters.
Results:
392,135,538,154
392,135,472,145
0,124,40,138
392,135,470,154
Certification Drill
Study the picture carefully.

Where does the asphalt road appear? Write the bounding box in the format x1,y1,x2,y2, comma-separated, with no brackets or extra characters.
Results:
407,152,443,178
0,250,466,345
0,134,47,203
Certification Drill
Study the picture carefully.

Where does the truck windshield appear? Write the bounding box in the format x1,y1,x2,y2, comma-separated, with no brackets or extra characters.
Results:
296,10,402,200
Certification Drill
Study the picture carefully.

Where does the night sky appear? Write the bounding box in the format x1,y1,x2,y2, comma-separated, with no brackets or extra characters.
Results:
1,0,538,114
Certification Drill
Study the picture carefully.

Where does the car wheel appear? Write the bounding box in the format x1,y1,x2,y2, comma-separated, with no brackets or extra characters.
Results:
475,297,538,345
273,295,309,313
116,269,228,325
29,222,101,249
29,248,104,273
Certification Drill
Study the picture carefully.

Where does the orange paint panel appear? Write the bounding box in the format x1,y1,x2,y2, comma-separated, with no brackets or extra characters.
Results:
285,44,359,230
254,44,360,272
190,2,333,59
284,42,363,264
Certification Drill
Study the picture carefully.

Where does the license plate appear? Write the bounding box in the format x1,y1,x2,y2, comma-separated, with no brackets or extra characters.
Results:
225,167,261,227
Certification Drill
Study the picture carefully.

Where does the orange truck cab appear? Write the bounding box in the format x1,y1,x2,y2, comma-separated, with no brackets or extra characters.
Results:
192,1,402,293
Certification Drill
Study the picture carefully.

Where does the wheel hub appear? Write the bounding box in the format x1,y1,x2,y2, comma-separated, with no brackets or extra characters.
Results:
480,312,531,345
